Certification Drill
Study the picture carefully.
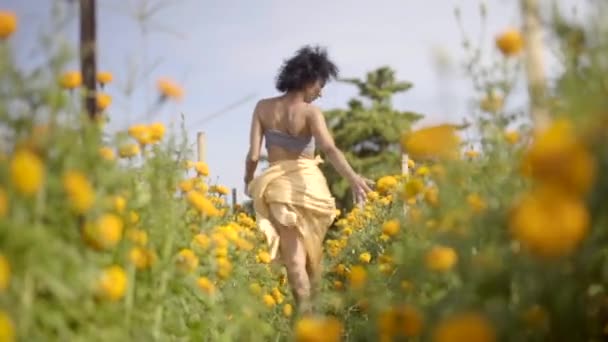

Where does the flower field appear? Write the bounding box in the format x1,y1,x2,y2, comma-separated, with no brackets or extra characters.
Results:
1,3,608,342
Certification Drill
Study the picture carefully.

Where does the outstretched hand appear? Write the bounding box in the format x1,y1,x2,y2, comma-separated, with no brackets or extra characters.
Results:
350,175,374,206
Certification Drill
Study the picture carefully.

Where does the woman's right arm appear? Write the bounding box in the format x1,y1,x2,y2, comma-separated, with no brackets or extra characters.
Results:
308,106,371,202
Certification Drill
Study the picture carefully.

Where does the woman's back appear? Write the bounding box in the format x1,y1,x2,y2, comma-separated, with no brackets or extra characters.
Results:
256,97,315,163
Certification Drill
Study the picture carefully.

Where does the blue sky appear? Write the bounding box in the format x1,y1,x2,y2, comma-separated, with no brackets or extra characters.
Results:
5,0,585,202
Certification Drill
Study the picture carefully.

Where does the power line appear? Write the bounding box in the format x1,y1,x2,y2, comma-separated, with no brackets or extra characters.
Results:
191,92,257,129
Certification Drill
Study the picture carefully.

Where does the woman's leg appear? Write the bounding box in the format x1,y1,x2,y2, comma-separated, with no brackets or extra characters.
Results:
276,224,311,314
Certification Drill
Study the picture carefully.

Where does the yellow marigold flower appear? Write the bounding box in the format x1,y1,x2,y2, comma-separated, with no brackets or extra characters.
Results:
59,70,82,89
0,188,7,218
210,184,230,196
192,233,210,250
431,164,446,180
256,251,271,264
197,277,215,295
126,228,147,246
249,282,262,295
178,178,195,193
214,247,228,258
432,312,496,342
157,77,184,100
10,149,45,196
235,238,254,251
96,92,112,111
194,161,210,176
211,232,229,247
334,263,347,276
295,316,343,342
376,175,398,194
403,178,424,200
521,118,596,196
209,196,226,207
424,186,439,207
0,254,9,292
283,303,293,317
504,130,519,145
341,227,353,236
99,146,115,161
118,143,140,158
480,91,504,113
63,170,96,214
382,219,400,236
83,214,124,250
407,207,423,223
358,298,369,312
379,263,394,275
467,193,487,213
271,287,284,304
0,11,18,39
509,185,589,259
400,280,414,292
112,195,126,214
378,305,424,339
359,252,372,264
128,210,139,225
379,254,394,265
380,196,392,206
401,124,460,160
425,245,458,272
348,265,367,289
129,247,156,270
186,191,221,217
0,310,15,342
366,191,379,202
183,160,195,170
96,71,113,85
278,273,287,286
262,294,276,308
236,212,256,229
95,265,127,301
496,28,523,56
407,158,416,168
148,122,166,142
176,248,199,273
128,124,153,145
194,179,209,193
465,149,480,159
521,304,548,330
415,165,430,176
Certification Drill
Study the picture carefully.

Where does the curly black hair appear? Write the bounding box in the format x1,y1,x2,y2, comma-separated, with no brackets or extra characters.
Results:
275,45,339,92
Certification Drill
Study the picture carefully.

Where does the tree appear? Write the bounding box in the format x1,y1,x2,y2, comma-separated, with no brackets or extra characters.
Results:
320,66,424,210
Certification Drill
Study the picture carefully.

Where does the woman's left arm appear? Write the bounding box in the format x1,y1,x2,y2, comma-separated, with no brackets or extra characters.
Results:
244,101,263,187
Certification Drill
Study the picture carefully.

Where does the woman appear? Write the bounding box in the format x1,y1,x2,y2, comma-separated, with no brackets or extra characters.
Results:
244,45,372,314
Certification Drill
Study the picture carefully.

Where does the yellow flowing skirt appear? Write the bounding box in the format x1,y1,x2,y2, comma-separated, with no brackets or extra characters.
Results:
247,156,337,283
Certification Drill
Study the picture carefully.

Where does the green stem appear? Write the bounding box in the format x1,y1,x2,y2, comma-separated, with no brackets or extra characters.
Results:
20,186,46,337
152,227,175,340
19,269,34,336
125,263,136,331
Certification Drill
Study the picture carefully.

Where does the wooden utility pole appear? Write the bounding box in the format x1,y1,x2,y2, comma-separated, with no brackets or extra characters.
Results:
521,0,550,130
231,188,237,213
197,132,206,162
80,0,98,120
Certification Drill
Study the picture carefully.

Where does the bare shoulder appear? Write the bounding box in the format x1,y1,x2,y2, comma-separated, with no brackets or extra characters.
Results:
301,103,323,121
253,97,280,115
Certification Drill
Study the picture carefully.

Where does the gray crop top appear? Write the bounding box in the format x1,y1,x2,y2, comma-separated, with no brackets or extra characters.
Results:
264,129,315,155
